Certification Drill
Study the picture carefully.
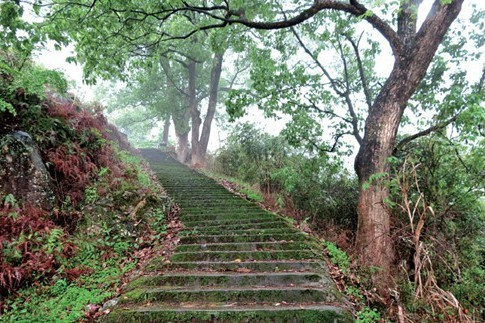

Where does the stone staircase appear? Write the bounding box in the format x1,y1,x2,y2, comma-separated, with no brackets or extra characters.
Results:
104,149,349,322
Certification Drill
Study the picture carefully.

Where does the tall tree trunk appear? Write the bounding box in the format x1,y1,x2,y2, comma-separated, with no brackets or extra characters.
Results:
161,117,170,146
175,131,189,163
354,66,407,289
196,52,224,166
354,0,464,292
187,60,202,165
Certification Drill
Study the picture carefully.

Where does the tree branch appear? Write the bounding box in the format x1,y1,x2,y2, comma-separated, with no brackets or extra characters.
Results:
394,112,460,153
344,33,373,111
290,26,344,96
227,0,402,56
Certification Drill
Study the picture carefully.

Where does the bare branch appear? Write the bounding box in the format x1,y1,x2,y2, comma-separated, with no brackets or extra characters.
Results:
290,26,363,145
290,26,344,96
394,112,460,153
344,33,373,111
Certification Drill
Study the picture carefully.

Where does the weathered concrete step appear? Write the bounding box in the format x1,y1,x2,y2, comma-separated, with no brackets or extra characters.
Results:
105,304,350,323
175,241,317,252
173,193,244,198
146,259,325,272
181,212,274,220
183,217,286,227
175,197,252,202
180,228,297,237
182,222,291,232
180,213,276,222
179,233,308,244
160,183,221,188
127,272,326,290
120,286,338,304
172,193,240,198
179,203,255,209
182,208,262,215
170,250,318,262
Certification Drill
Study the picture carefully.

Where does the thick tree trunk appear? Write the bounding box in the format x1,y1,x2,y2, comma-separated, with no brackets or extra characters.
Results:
354,0,464,291
198,53,224,164
354,72,406,288
190,52,225,167
161,117,170,146
187,60,202,165
175,131,189,163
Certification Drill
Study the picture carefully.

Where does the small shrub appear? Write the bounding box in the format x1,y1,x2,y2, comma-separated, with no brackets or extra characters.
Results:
355,306,381,323
323,241,350,272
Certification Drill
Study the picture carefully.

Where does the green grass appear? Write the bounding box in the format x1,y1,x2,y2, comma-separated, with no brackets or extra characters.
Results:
1,247,137,323
202,171,264,203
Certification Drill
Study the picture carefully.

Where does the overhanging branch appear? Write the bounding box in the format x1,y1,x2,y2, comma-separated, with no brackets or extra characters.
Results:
394,112,460,153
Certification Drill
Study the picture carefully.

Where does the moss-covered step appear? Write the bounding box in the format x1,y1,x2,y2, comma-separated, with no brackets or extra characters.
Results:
120,286,339,304
170,250,319,262
179,233,308,244
180,206,264,214
180,213,278,222
174,196,238,201
104,304,351,323
180,228,298,237
145,259,325,273
183,217,287,227
180,215,277,223
176,198,254,205
183,221,290,232
126,272,328,290
175,241,317,252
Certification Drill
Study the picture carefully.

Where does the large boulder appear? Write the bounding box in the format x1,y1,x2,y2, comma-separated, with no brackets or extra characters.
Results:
0,131,54,209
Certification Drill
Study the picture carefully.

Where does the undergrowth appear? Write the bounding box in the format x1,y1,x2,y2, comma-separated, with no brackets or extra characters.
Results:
0,51,169,321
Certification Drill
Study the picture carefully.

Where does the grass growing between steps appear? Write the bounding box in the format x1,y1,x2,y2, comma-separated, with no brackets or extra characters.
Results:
202,171,264,203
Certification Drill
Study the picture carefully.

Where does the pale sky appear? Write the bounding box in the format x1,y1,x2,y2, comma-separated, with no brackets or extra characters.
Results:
31,1,484,159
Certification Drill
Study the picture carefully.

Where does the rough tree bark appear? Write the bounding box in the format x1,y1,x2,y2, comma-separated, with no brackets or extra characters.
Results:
192,53,224,167
161,117,170,146
187,60,203,165
354,0,464,290
175,130,189,162
192,52,225,166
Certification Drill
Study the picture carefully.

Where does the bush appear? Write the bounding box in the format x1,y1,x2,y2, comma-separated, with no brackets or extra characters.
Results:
0,50,166,304
391,135,485,320
212,123,358,235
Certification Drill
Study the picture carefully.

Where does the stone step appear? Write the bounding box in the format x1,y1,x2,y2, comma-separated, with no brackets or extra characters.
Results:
176,196,252,201
145,259,325,273
105,304,349,322
181,211,267,218
170,250,319,262
175,241,317,252
180,228,297,237
179,233,308,244
183,217,286,227
127,272,328,290
181,206,263,213
180,213,277,222
182,222,292,233
120,286,339,304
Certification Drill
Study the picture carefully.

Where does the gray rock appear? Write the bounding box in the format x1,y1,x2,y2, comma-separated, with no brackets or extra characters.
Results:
101,297,119,311
0,131,54,209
